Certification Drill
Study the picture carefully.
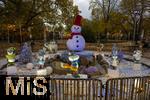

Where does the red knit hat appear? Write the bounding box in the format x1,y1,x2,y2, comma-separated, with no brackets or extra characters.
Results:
74,15,82,26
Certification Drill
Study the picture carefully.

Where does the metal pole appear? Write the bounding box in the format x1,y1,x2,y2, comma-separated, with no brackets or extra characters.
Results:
133,10,140,43
133,19,136,42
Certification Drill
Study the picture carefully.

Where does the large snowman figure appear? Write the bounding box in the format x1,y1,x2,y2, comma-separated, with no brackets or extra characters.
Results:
66,15,85,51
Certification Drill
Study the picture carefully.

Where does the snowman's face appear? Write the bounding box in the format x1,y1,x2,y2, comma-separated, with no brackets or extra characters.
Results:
23,42,28,47
134,50,141,56
112,56,118,59
39,56,44,60
7,51,13,55
136,50,141,54
71,25,81,33
7,48,14,55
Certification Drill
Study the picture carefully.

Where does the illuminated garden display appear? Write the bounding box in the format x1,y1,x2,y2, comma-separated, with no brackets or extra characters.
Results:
0,14,149,78
0,0,149,99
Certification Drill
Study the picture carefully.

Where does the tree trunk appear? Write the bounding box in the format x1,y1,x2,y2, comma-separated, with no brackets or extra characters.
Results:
7,29,10,43
19,24,22,43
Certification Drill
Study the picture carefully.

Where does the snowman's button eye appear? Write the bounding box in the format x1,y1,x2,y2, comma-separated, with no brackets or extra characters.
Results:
76,40,79,42
76,36,78,38
77,27,79,29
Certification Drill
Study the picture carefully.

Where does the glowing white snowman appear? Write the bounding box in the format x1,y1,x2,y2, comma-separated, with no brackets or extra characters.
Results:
133,50,142,62
66,15,85,51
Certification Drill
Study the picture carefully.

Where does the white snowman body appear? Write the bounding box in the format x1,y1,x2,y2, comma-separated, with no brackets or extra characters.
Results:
66,25,85,51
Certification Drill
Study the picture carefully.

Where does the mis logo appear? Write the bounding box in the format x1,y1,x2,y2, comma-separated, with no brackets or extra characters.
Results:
0,76,50,98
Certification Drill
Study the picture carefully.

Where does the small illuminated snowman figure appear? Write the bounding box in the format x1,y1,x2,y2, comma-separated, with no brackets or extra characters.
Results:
112,56,119,67
37,48,46,69
111,44,119,67
68,54,80,78
133,49,142,63
66,15,85,51
44,41,58,53
5,47,16,66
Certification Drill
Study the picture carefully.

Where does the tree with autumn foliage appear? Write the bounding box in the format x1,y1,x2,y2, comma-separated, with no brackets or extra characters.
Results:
0,0,78,42
83,0,149,42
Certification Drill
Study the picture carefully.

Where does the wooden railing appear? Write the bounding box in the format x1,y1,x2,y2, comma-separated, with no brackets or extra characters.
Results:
105,76,150,100
50,78,103,100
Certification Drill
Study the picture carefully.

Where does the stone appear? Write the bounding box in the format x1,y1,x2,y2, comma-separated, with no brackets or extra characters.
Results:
96,54,109,74
7,66,17,75
60,51,70,63
79,53,109,77
79,56,89,66
65,74,88,79
96,54,103,61
79,64,107,77
26,63,34,70
36,69,47,75
96,64,108,75
65,74,73,78
51,61,69,75
79,74,88,79
78,65,87,74
84,66,98,74
46,66,53,74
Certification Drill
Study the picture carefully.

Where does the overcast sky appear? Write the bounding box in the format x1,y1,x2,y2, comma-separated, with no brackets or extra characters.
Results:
73,0,92,19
